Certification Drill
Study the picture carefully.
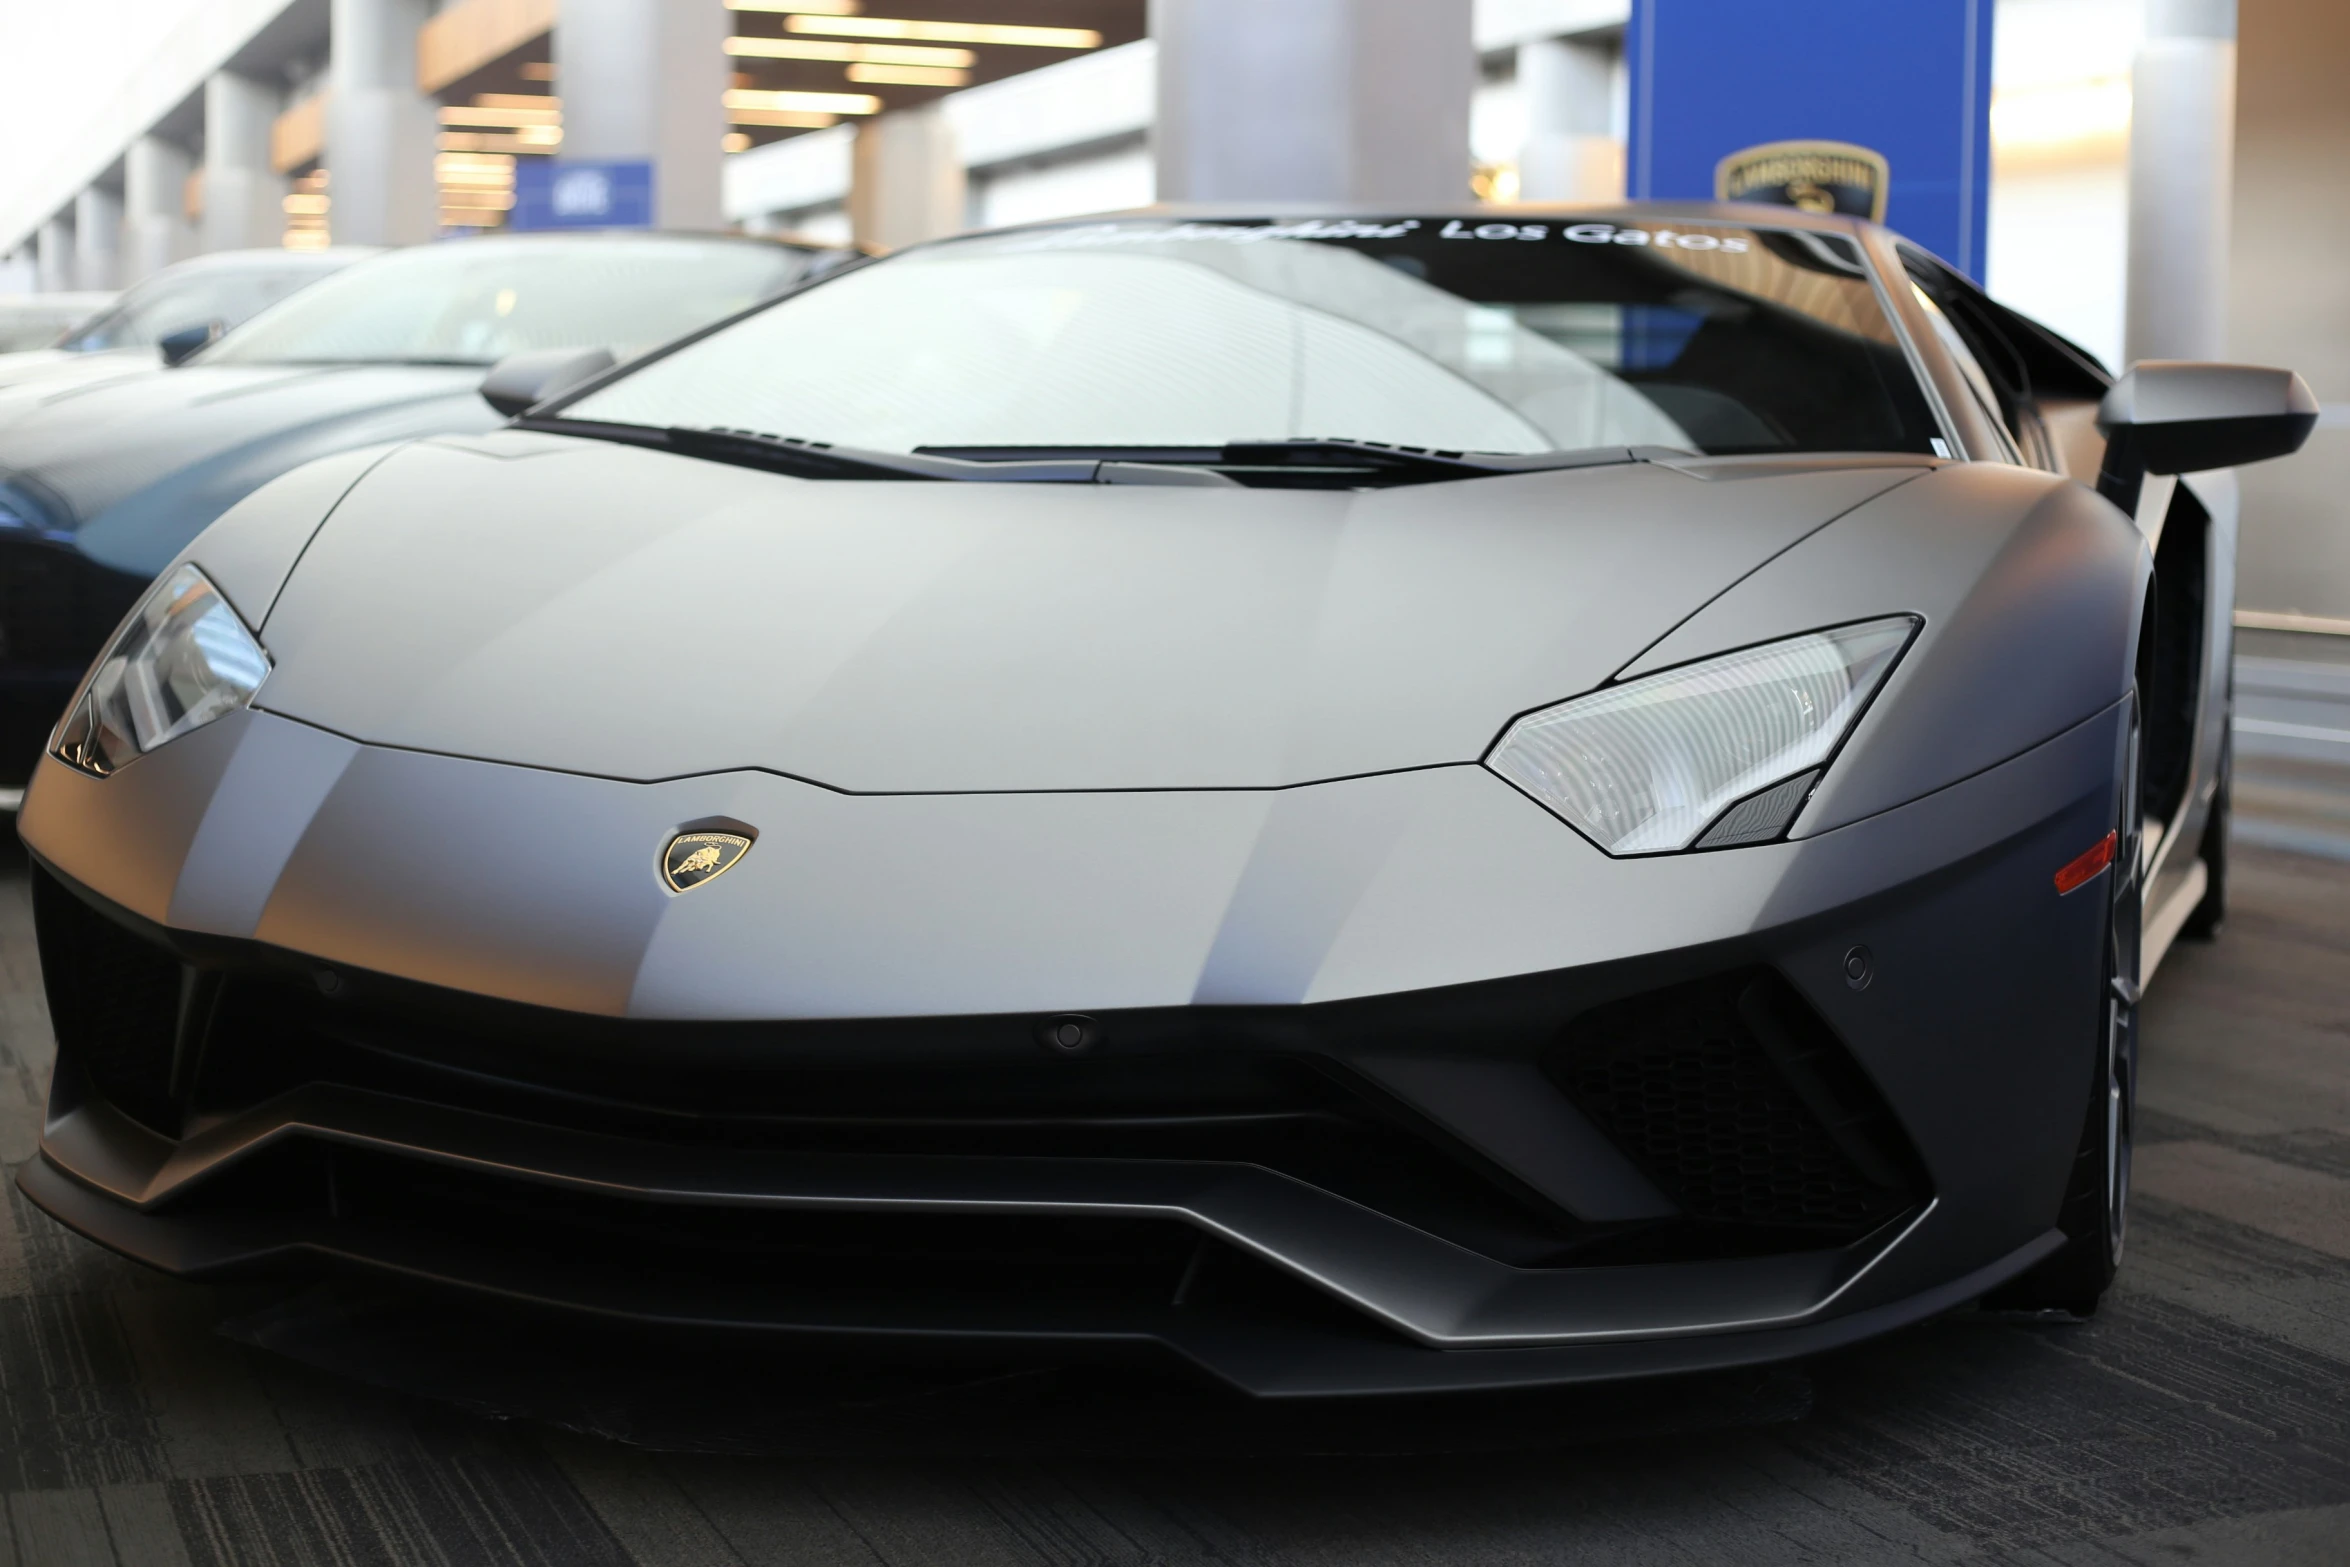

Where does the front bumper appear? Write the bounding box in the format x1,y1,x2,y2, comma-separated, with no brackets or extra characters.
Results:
18,702,2123,1394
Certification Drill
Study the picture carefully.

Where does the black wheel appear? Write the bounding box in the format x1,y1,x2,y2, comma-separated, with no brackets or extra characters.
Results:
1986,696,2142,1316
2181,720,2230,941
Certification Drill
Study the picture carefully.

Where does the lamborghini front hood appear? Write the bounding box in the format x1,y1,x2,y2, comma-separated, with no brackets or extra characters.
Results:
250,433,1927,791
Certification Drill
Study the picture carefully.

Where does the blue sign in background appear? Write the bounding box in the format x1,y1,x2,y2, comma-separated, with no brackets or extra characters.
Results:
510,160,656,231
1626,0,1996,277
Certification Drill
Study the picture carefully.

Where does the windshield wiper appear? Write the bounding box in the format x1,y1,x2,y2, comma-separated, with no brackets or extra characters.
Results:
1212,439,1673,479
911,439,1686,487
532,421,1685,487
664,426,1099,482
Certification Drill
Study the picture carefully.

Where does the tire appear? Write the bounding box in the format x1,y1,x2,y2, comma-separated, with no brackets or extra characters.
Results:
1986,695,2143,1316
2181,721,2231,941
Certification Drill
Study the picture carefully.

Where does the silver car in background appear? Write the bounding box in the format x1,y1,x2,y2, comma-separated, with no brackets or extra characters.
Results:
0,248,372,397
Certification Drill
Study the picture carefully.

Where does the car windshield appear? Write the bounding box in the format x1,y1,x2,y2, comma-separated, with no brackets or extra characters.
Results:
564,215,1941,460
203,235,813,368
59,258,352,352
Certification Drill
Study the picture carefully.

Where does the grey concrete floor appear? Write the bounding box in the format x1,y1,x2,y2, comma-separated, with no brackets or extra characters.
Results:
2,830,2346,1566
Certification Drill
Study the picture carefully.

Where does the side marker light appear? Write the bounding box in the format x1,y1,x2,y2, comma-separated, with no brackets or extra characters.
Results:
2054,831,2118,895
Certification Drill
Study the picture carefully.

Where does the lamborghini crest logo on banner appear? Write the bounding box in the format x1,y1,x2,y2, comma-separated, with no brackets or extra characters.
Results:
1715,140,1891,222
662,831,752,893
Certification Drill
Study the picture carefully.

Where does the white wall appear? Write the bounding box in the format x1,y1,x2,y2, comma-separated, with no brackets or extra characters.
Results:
1989,164,2131,365
0,0,296,257
975,147,1153,229
1986,0,2141,369
725,125,856,229
2230,0,2350,621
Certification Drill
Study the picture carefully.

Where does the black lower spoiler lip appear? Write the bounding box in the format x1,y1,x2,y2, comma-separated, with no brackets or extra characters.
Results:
32,1082,1918,1353
16,1151,2051,1399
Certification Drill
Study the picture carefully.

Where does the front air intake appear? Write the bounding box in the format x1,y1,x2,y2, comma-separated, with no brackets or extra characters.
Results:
1544,968,1927,1243
31,869,186,1136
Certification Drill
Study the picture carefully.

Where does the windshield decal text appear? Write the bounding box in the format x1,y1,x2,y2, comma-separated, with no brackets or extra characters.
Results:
1562,223,1750,253
1438,220,1551,240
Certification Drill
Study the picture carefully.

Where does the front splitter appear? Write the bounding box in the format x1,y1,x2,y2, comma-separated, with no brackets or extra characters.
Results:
17,1145,2058,1400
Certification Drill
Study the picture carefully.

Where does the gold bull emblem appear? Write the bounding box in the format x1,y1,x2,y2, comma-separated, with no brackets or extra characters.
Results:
662,832,752,892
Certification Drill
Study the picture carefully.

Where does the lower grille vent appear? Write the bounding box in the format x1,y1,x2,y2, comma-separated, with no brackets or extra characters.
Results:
1545,969,1926,1241
32,870,185,1136
188,976,1601,1268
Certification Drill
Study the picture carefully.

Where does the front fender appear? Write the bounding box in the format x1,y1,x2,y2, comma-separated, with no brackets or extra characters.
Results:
72,392,500,583
1617,463,2151,835
141,443,410,633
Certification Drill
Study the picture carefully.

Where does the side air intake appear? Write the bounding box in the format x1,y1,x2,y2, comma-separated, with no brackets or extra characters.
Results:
1544,968,1928,1243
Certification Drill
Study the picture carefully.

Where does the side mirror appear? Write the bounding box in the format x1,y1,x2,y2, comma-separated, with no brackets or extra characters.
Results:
2096,361,2318,512
480,347,617,418
158,320,222,367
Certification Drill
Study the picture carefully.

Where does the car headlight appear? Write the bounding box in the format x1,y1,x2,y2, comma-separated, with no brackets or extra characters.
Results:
51,564,269,777
1486,616,1918,855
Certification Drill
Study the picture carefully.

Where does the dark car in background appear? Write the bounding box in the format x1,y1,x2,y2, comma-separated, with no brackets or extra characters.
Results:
0,230,843,796
0,248,373,397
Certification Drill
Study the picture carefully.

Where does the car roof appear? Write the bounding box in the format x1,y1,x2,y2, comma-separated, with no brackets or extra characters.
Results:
148,246,382,275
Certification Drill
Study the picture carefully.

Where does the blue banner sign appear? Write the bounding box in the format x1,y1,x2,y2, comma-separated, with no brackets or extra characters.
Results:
510,160,656,231
1626,0,1996,277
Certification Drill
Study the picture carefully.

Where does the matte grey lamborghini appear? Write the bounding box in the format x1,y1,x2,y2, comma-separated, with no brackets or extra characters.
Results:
14,206,2318,1397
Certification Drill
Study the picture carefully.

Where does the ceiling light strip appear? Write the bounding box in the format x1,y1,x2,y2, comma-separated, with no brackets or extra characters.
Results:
727,108,843,128
785,16,1102,48
723,87,883,113
440,106,562,127
724,37,975,66
845,62,968,86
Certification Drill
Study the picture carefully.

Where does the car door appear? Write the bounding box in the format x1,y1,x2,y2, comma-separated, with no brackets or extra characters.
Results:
1902,251,2232,951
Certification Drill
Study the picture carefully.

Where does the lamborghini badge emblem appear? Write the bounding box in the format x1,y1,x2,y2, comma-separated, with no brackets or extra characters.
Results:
1715,140,1890,223
662,831,751,893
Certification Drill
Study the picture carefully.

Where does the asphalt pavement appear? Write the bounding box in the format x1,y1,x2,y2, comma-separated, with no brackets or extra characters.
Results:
2,787,2346,1564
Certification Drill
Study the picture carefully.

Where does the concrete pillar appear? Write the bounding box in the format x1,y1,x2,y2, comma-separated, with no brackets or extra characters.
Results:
205,72,288,252
2126,0,2236,364
124,136,196,282
1517,36,1619,203
73,188,122,291
556,0,728,229
1150,0,1475,204
327,0,440,245
850,107,966,252
36,217,74,292
2227,0,2350,621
